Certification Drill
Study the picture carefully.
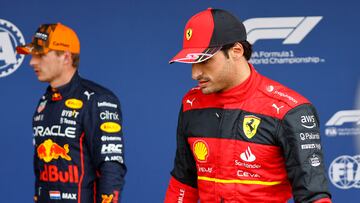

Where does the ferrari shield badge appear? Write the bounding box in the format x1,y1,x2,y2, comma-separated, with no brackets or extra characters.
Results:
243,115,261,139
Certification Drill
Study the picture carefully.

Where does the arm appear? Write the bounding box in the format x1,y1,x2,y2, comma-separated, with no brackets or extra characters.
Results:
278,104,331,203
86,94,126,203
165,106,199,203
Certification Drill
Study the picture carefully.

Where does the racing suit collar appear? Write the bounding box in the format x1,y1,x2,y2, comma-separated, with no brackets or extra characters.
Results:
45,71,81,101
216,63,260,104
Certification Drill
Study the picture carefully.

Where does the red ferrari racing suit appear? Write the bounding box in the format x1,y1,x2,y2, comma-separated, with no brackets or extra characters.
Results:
165,64,331,203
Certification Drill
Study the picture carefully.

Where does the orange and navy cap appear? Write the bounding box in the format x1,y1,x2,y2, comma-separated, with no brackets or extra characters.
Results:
16,23,80,55
170,8,247,64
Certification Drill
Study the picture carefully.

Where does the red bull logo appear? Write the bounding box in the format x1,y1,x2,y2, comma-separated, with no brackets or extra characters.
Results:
101,191,119,203
40,164,79,183
101,194,113,203
37,139,71,162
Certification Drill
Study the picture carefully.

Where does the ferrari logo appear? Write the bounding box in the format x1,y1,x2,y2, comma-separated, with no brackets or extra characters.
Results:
243,115,261,139
186,28,192,40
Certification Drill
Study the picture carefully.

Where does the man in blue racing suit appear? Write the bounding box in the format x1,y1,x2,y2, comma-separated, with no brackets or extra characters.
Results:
17,23,126,203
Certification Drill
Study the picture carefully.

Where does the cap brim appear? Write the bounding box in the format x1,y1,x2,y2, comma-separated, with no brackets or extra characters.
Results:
16,43,47,55
169,47,222,64
16,44,33,55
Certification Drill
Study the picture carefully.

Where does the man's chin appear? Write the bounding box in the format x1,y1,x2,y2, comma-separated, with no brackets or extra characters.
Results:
36,76,48,83
201,87,215,95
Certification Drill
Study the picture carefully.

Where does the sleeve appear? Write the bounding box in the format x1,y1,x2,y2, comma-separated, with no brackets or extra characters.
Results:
164,106,199,203
277,104,332,203
85,94,127,203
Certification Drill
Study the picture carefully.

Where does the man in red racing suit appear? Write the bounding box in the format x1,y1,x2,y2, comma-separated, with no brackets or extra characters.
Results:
165,8,331,203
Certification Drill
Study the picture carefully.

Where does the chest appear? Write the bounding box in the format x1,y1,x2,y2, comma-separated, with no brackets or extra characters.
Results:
32,97,86,143
183,108,280,145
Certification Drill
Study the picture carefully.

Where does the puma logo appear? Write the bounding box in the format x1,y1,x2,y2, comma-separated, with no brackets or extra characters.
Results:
272,103,284,114
84,91,95,100
186,98,196,106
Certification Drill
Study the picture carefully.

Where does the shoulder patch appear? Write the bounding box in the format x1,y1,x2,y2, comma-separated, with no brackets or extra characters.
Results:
259,77,309,108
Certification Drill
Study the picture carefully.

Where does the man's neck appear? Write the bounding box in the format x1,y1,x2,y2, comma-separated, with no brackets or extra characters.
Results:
50,68,76,88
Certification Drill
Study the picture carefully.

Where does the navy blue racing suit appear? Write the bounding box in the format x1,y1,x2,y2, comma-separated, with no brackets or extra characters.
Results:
33,72,126,202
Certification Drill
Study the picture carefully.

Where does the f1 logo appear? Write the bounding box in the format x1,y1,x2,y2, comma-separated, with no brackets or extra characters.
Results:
243,16,322,44
325,110,360,126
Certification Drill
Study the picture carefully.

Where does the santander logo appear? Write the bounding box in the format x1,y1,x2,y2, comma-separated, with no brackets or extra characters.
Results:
240,146,256,162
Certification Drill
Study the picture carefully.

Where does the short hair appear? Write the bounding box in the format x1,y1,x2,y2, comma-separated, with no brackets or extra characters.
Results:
221,41,252,61
55,50,80,68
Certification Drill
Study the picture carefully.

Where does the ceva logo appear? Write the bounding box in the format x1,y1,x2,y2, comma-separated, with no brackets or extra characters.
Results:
0,19,25,78
243,16,322,44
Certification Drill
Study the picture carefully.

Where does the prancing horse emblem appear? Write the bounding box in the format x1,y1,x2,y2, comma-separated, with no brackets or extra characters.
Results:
243,115,261,139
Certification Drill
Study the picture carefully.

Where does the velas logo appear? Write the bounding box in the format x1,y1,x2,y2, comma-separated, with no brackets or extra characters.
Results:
243,115,261,139
243,16,322,44
185,28,193,40
193,140,209,162
65,98,83,109
100,122,121,133
37,139,71,162
0,19,26,78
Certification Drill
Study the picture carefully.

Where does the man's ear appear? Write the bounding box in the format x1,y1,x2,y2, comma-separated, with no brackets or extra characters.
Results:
230,42,244,60
62,51,73,66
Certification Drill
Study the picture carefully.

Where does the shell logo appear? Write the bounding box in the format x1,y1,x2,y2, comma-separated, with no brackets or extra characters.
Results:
100,122,121,133
193,140,209,162
65,98,83,109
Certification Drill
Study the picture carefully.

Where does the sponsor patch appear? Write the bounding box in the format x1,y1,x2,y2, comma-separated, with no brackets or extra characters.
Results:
65,98,83,109
98,101,117,108
101,144,123,154
40,165,79,183
100,122,121,133
301,115,316,129
243,115,261,139
37,139,71,163
101,194,113,203
309,154,321,167
193,140,209,162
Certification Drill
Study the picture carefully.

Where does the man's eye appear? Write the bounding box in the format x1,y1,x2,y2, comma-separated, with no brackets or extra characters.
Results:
201,59,210,64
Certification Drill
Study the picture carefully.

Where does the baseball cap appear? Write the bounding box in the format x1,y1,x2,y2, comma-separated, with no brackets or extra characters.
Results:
170,8,247,64
16,23,80,55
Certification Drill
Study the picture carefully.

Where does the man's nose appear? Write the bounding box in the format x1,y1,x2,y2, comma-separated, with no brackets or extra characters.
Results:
192,64,203,80
29,55,38,67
